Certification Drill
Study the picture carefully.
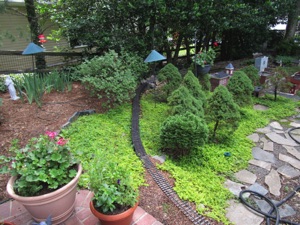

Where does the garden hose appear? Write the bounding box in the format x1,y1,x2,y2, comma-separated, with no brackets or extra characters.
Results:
240,187,300,225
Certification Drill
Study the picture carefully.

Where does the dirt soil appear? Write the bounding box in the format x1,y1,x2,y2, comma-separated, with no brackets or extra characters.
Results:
0,82,220,225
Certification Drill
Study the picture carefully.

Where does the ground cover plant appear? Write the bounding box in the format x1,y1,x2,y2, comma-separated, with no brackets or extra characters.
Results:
139,92,300,224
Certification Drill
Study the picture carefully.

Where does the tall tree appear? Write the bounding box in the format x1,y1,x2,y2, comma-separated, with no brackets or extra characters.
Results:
284,0,300,40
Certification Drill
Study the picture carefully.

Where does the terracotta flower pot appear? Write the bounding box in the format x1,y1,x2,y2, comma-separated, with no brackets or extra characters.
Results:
1,222,15,225
90,200,139,225
6,164,82,225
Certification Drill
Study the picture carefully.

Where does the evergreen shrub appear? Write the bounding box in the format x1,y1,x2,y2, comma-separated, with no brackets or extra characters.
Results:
240,65,260,86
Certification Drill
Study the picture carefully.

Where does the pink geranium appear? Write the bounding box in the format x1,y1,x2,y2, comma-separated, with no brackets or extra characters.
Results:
57,137,68,146
45,131,57,139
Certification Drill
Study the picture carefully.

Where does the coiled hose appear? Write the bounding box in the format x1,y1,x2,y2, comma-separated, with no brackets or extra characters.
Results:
239,127,300,225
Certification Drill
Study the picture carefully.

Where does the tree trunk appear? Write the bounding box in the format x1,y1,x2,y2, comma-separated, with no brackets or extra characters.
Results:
274,85,278,101
24,0,46,70
284,0,300,41
213,120,219,140
172,34,183,65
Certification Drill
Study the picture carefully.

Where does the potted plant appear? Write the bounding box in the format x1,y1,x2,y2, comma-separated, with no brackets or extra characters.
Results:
0,131,82,225
1,222,15,225
193,48,216,76
88,151,139,225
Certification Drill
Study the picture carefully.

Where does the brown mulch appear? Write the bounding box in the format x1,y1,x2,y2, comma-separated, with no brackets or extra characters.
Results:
0,82,219,225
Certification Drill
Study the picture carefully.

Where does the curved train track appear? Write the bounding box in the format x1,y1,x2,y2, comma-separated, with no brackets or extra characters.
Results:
131,83,211,225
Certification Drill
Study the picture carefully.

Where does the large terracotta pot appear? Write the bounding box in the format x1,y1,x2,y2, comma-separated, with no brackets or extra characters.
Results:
6,164,82,225
90,200,138,225
2,222,15,225
196,64,211,77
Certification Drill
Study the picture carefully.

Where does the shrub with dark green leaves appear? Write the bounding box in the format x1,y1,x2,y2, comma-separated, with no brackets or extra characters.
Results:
160,112,208,156
75,50,143,108
206,85,240,140
157,63,182,102
240,65,260,86
167,85,204,117
182,71,207,108
0,76,6,92
227,71,254,106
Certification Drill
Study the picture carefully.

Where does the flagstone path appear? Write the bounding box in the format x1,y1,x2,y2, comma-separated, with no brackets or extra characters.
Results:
225,111,300,225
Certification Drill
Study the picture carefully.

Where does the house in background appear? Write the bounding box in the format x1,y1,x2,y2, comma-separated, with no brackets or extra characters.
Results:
0,0,69,51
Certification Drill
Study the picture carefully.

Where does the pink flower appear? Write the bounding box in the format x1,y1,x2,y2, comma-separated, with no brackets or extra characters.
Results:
45,131,57,139
213,42,218,47
57,137,68,146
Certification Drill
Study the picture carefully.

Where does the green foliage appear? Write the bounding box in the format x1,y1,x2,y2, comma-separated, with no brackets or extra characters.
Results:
227,71,254,106
160,112,208,156
266,67,290,101
0,76,6,92
181,71,207,108
193,48,216,67
275,40,300,56
75,50,142,108
89,150,139,213
0,132,78,196
198,73,211,92
157,63,182,102
275,55,298,66
206,86,240,140
61,103,145,190
44,70,73,93
240,65,260,86
167,86,204,117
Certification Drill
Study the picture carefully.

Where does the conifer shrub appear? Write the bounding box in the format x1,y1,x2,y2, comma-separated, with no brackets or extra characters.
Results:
240,65,260,86
160,112,208,157
167,85,204,117
182,71,207,108
157,63,182,102
206,85,240,140
227,71,254,106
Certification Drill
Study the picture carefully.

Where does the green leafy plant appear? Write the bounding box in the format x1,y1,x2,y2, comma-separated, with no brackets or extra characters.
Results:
0,76,6,92
240,65,260,86
75,50,142,108
44,70,72,93
193,48,216,67
89,150,139,214
157,63,182,102
0,131,78,196
227,71,254,106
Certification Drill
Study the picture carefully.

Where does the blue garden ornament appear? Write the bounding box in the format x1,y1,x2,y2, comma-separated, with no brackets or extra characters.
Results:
22,42,44,55
144,50,166,63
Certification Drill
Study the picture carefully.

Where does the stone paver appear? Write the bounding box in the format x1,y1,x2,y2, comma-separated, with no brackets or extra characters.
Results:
252,147,276,163
224,180,248,197
226,200,264,225
289,122,300,128
235,170,257,184
277,165,300,179
263,141,274,151
254,200,296,218
249,159,272,171
266,132,298,146
269,121,283,130
247,133,260,142
282,145,300,160
265,169,281,196
279,153,300,170
256,126,272,134
253,104,269,111
152,155,166,163
248,183,268,196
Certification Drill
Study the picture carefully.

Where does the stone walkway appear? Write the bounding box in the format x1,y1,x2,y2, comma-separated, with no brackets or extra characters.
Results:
225,111,300,225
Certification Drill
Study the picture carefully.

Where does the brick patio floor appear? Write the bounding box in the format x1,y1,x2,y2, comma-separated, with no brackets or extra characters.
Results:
0,189,163,225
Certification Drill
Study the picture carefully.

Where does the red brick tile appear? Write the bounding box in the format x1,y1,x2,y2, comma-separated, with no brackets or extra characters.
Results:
76,207,92,221
10,200,28,217
75,190,91,208
82,191,93,208
133,213,157,225
82,214,100,225
10,212,33,225
152,221,164,225
132,206,147,222
0,201,11,219
64,214,83,225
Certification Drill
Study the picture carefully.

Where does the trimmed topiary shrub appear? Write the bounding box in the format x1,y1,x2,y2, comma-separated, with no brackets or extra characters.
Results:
182,71,207,108
75,50,144,108
157,63,182,102
206,85,240,140
240,65,260,86
167,85,204,118
160,112,208,157
227,71,254,106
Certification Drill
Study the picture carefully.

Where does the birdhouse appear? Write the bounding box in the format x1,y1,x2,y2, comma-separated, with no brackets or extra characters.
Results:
38,34,47,44
225,63,234,75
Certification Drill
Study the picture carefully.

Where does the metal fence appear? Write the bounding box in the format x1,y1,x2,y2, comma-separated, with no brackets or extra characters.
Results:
0,51,84,74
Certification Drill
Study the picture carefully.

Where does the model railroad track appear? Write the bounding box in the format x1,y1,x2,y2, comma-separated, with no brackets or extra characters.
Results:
131,83,211,225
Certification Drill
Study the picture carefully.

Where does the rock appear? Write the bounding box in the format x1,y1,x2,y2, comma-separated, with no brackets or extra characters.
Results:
289,122,300,128
263,141,274,152
254,200,296,218
252,147,276,163
265,169,281,196
277,165,300,179
247,133,260,142
279,153,300,170
249,159,272,171
282,145,300,160
256,126,272,134
266,132,298,146
152,155,166,163
235,170,257,184
226,200,264,225
224,180,248,197
253,104,269,111
248,183,268,196
269,121,283,130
